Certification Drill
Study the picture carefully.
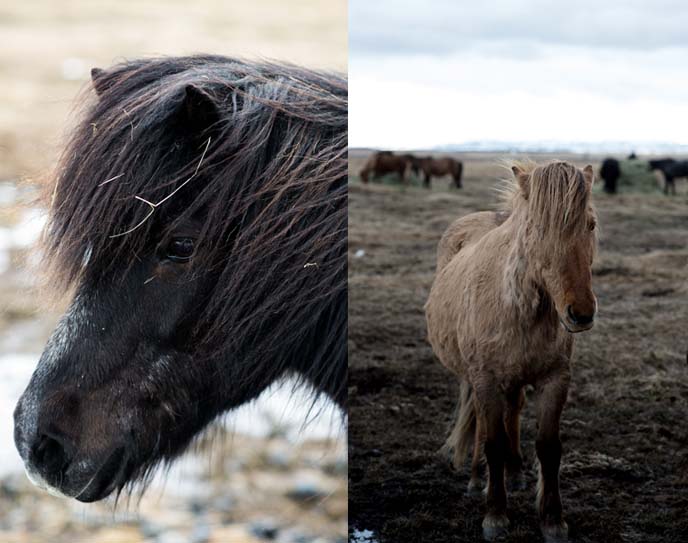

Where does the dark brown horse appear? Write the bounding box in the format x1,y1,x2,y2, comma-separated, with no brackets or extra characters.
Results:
418,156,463,188
14,55,347,502
359,151,410,184
403,154,429,178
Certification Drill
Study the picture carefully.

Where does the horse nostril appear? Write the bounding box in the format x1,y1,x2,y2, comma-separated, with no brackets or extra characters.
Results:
567,305,594,326
31,432,72,476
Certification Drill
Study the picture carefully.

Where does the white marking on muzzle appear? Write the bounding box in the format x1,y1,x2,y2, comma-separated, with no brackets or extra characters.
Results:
24,467,71,499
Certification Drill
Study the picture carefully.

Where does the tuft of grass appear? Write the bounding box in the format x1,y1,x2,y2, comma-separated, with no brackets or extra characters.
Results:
349,172,456,190
617,160,663,193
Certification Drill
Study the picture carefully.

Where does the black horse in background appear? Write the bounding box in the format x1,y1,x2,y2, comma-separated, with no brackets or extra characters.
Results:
648,158,688,195
14,56,347,503
600,158,621,194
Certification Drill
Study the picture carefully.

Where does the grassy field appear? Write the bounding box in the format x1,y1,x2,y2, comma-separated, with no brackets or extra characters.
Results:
348,150,688,543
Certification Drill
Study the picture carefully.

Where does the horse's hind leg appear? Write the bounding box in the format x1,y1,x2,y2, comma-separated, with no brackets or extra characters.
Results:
475,386,510,541
505,387,526,491
665,176,673,195
535,375,570,542
467,415,484,496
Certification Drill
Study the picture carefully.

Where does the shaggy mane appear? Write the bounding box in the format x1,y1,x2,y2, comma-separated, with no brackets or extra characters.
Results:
41,55,347,404
499,159,595,236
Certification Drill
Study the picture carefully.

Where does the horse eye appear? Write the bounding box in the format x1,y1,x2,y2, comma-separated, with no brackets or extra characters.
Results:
589,220,596,231
166,238,195,262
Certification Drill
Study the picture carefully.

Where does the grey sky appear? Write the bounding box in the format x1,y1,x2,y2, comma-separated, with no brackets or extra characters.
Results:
349,0,688,149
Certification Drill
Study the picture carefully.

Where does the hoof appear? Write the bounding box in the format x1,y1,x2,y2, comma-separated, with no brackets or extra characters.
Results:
465,478,483,497
507,471,527,492
482,514,509,541
541,521,568,543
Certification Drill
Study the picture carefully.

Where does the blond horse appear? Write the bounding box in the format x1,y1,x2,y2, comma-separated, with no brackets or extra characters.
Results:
425,161,598,542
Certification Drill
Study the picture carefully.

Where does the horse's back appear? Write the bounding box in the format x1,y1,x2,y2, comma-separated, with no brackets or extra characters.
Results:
436,210,509,272
426,210,507,379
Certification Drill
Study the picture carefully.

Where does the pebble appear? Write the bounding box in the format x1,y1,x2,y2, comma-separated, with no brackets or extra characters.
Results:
286,481,327,503
250,519,280,540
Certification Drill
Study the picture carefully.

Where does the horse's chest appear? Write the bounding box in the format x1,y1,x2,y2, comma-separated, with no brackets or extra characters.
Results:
458,320,569,383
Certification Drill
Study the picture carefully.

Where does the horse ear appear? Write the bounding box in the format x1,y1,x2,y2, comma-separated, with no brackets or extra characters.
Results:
91,68,107,96
512,165,529,199
180,85,219,133
583,164,595,188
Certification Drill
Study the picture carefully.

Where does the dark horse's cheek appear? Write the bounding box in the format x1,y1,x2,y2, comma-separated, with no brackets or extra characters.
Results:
12,262,207,499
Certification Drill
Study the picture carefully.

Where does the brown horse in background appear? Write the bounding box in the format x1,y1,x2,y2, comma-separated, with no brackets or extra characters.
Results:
403,154,427,178
359,151,410,184
426,161,598,542
419,156,463,189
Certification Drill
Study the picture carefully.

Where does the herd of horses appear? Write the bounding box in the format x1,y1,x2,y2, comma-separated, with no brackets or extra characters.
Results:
362,150,688,196
360,150,463,188
600,154,688,195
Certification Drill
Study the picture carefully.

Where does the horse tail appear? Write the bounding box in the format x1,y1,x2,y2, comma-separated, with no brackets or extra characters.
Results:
440,380,475,469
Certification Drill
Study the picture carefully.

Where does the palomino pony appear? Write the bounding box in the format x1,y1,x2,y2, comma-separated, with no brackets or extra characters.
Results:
14,56,347,502
418,156,463,189
426,161,597,542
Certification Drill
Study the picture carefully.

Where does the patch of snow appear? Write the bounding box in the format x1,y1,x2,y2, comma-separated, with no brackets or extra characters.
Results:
0,208,46,275
351,529,379,543
226,380,345,443
0,182,18,206
0,353,39,475
12,208,46,248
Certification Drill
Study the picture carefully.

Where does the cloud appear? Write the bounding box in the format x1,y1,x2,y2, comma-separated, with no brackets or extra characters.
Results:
349,0,688,147
350,0,688,57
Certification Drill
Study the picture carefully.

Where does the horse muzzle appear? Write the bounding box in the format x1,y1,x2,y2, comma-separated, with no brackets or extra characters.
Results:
14,392,132,502
560,304,595,333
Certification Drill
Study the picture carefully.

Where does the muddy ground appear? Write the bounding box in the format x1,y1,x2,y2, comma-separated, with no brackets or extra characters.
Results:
348,152,688,543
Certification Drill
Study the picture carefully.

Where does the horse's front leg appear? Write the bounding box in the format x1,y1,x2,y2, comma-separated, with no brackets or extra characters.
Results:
535,374,570,542
475,386,509,541
505,386,526,491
